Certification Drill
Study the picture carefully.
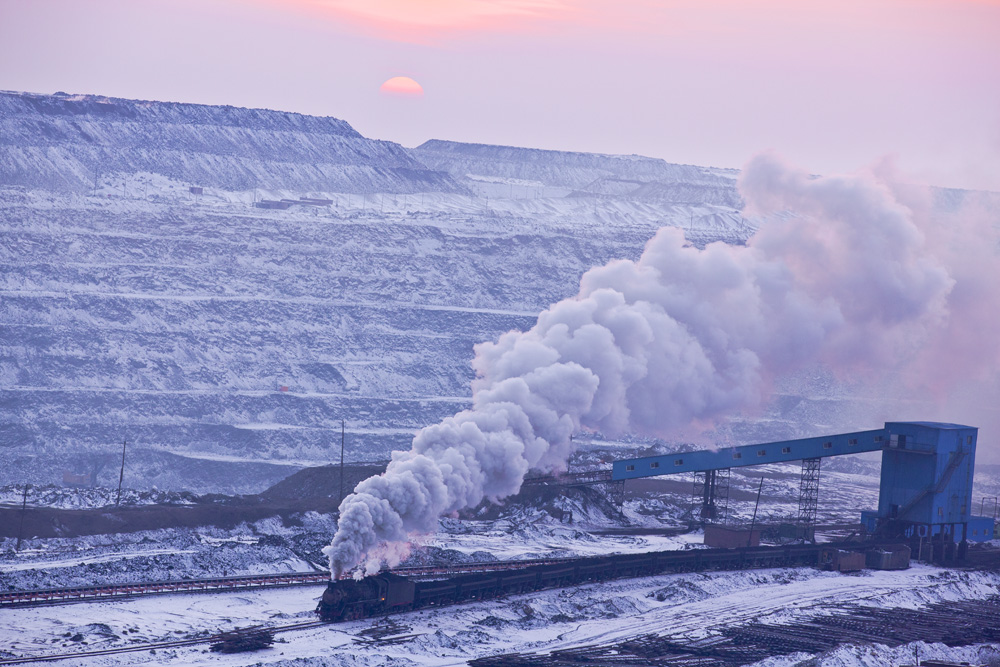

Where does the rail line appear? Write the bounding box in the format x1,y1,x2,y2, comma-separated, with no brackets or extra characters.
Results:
6,543,998,664
9,541,996,610
0,556,577,608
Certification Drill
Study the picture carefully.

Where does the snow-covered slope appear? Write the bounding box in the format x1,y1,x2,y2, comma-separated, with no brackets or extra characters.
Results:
0,93,763,493
0,91,465,193
6,91,901,495
413,139,737,189
412,138,743,209
0,181,755,492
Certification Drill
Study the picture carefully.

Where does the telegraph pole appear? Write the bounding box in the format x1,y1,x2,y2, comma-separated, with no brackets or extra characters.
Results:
339,420,345,505
747,477,764,547
15,483,29,551
115,439,127,506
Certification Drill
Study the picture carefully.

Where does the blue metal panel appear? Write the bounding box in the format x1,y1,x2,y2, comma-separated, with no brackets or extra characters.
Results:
878,422,978,526
968,516,995,542
611,428,886,481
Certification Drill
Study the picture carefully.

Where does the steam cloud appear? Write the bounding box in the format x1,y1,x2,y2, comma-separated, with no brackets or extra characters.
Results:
324,152,1000,578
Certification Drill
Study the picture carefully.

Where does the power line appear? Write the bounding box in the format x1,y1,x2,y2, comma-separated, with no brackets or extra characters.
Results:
339,420,346,506
15,483,30,551
115,439,127,506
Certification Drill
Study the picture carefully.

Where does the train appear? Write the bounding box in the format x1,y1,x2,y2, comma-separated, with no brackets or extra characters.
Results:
316,541,900,622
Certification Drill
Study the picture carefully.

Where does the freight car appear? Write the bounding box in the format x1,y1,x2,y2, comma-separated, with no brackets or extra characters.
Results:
316,541,878,622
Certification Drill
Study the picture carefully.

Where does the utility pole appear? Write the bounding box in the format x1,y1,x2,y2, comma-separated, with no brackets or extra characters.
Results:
115,439,127,506
748,477,764,547
15,484,29,551
339,420,345,505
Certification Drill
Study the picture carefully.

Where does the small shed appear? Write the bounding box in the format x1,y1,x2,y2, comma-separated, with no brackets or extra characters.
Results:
821,548,865,572
866,545,911,570
256,200,291,210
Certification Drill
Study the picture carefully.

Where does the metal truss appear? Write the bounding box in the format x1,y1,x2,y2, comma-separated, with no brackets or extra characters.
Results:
798,457,822,525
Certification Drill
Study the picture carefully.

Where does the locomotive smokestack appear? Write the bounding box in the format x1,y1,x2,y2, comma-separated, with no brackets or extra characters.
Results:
324,152,1000,578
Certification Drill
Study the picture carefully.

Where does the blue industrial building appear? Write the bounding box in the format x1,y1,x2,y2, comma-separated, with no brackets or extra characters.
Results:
861,422,994,544
612,421,995,547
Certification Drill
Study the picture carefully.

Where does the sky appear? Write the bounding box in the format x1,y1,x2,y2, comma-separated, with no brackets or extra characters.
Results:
1,0,999,190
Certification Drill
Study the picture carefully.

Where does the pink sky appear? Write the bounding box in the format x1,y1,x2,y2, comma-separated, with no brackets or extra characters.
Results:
1,0,999,189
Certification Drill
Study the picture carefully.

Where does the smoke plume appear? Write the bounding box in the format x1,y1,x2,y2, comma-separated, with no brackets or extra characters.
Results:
324,152,1000,578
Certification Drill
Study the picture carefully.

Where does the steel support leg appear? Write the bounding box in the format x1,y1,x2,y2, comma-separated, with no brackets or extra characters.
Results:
606,480,625,519
798,457,822,526
716,468,731,524
694,469,721,520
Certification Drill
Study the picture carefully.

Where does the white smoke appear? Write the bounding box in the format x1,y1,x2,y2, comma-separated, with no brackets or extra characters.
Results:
324,152,999,578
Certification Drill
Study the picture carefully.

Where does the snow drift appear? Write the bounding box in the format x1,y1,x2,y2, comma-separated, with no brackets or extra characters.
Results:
324,152,1000,577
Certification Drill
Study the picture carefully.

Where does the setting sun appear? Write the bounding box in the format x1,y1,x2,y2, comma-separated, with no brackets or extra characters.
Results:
379,76,424,97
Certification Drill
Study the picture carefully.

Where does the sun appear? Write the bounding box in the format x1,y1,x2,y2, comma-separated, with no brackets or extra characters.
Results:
380,76,424,98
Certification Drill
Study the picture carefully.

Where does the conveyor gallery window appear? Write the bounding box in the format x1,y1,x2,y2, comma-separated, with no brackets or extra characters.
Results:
650,462,659,469
733,453,742,459
967,436,973,444
874,435,883,443
757,449,766,457
848,438,858,446
823,441,832,449
674,459,683,466
626,464,635,472
781,447,791,454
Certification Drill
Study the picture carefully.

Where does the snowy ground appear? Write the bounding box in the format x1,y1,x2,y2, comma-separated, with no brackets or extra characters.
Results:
0,515,334,591
0,484,199,510
3,558,999,666
3,453,998,592
3,480,1000,666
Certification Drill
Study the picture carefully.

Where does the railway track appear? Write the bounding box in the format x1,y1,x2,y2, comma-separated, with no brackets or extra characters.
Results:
6,543,998,664
9,542,997,610
0,556,577,608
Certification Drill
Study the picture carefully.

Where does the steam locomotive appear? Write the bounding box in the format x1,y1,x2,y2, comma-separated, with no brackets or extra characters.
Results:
316,542,881,622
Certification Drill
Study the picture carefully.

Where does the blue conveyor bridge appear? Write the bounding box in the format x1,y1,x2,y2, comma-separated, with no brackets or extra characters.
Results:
609,422,994,544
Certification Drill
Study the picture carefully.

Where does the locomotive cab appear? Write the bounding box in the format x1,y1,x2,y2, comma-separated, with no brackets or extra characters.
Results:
316,572,416,622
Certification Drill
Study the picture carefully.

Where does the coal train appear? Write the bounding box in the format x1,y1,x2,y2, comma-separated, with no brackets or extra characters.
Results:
316,541,882,622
